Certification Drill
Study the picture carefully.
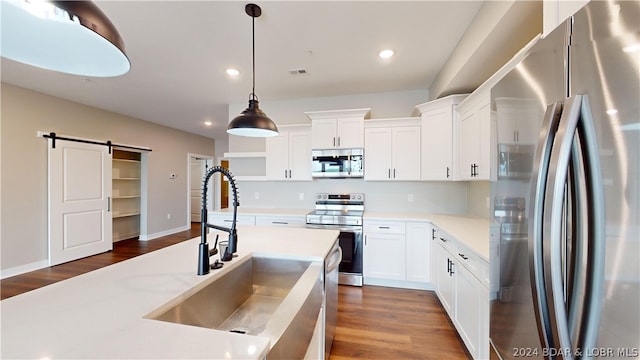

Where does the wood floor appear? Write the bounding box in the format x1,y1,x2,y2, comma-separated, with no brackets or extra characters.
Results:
1,223,470,359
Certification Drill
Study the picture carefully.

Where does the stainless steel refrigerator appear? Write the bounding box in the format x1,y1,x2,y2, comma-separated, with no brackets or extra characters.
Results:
489,1,639,359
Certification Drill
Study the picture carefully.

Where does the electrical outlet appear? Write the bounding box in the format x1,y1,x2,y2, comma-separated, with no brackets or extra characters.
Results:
167,213,171,220
486,197,490,209
408,194,414,202
299,193,304,200
254,192,260,200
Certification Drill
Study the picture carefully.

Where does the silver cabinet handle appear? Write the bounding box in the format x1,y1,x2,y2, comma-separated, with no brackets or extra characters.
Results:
378,226,390,229
271,221,288,225
107,197,111,212
458,253,468,260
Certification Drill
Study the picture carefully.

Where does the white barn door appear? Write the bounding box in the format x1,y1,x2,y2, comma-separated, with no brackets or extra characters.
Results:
48,139,112,266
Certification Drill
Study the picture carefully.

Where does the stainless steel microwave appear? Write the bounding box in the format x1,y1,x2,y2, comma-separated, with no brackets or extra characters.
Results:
312,148,364,178
498,144,534,179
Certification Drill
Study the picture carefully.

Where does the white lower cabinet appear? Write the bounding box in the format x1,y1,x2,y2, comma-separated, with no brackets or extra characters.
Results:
433,228,489,360
455,260,489,360
405,222,431,283
363,220,431,288
363,228,406,281
435,240,456,316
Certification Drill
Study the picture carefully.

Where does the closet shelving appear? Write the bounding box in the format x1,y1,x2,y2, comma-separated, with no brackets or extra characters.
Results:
112,149,141,241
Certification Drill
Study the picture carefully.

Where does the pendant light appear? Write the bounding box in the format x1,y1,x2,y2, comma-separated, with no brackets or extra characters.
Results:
227,3,279,138
0,0,130,77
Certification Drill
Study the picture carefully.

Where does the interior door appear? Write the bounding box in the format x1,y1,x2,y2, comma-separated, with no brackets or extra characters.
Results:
190,158,206,221
48,139,112,266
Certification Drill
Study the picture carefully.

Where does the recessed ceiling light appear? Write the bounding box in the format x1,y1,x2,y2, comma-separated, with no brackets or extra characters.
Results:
204,121,213,126
623,43,640,53
379,49,394,59
606,109,618,115
226,68,240,76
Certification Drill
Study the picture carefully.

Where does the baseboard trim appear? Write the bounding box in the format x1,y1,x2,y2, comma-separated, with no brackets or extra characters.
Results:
363,278,434,291
138,224,190,241
1,259,49,279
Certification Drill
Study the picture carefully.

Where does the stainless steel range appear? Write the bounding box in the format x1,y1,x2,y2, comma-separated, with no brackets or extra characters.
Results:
306,193,364,286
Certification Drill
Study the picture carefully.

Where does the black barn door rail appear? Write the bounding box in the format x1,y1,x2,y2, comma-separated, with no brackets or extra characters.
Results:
41,132,152,154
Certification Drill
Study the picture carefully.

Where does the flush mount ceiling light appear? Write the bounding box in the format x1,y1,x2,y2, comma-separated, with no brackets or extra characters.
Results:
227,3,279,138
0,0,130,77
379,49,394,59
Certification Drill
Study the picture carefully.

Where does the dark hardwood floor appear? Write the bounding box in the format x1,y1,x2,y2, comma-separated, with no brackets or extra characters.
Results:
331,285,470,360
1,223,470,359
0,224,201,300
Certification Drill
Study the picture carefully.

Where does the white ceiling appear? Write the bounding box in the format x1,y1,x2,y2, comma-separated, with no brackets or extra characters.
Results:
1,1,485,140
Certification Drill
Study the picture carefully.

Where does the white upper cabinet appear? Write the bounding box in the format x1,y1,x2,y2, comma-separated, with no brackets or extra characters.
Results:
543,0,589,36
266,125,312,181
456,90,497,181
416,94,468,181
364,118,421,181
305,108,370,149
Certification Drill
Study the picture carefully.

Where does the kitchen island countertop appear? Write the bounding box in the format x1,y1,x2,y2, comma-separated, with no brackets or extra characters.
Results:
1,226,339,359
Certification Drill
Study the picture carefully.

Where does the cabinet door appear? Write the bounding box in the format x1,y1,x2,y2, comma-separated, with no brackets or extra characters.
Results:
455,263,487,360
436,243,456,318
476,102,495,180
422,107,453,180
364,233,406,280
266,133,289,180
311,119,337,149
457,107,479,181
336,117,364,148
392,126,421,180
288,130,312,180
364,127,392,180
429,227,440,290
406,222,431,283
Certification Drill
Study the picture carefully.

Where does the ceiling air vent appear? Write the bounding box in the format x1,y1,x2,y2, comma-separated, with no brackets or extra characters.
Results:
288,68,307,75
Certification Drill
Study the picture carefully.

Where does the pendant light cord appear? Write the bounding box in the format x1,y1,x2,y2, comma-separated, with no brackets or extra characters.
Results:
251,6,256,101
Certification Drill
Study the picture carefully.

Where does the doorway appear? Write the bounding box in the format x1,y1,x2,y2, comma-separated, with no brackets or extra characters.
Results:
220,160,229,209
188,154,214,223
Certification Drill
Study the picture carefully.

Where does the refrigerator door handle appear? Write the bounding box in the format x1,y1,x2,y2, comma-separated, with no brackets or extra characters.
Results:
529,101,563,353
544,95,583,359
543,94,605,358
574,95,606,354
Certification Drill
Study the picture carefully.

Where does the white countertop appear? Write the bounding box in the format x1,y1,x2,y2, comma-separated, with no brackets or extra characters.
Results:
364,212,490,261
1,226,339,359
211,208,491,261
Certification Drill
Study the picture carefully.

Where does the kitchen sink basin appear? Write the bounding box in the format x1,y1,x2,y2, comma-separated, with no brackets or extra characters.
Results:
146,255,323,358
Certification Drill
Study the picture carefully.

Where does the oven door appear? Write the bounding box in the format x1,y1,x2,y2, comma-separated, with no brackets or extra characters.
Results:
306,224,363,286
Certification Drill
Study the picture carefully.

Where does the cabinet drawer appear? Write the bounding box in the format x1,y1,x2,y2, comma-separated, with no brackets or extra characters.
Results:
207,214,256,227
364,221,405,234
435,229,456,254
455,242,488,287
255,215,306,227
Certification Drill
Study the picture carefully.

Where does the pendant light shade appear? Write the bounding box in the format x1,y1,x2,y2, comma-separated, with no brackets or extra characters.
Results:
227,3,279,138
0,0,130,77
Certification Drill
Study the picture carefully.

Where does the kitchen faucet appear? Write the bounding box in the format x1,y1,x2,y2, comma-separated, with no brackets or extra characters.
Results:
197,166,239,275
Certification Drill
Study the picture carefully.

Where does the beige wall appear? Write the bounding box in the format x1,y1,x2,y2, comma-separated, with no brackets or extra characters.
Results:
0,84,215,272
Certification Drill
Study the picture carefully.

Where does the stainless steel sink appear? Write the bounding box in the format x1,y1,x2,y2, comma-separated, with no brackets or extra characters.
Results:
146,255,323,359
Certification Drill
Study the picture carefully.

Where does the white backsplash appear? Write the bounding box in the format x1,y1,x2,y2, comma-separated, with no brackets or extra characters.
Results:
234,180,469,214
